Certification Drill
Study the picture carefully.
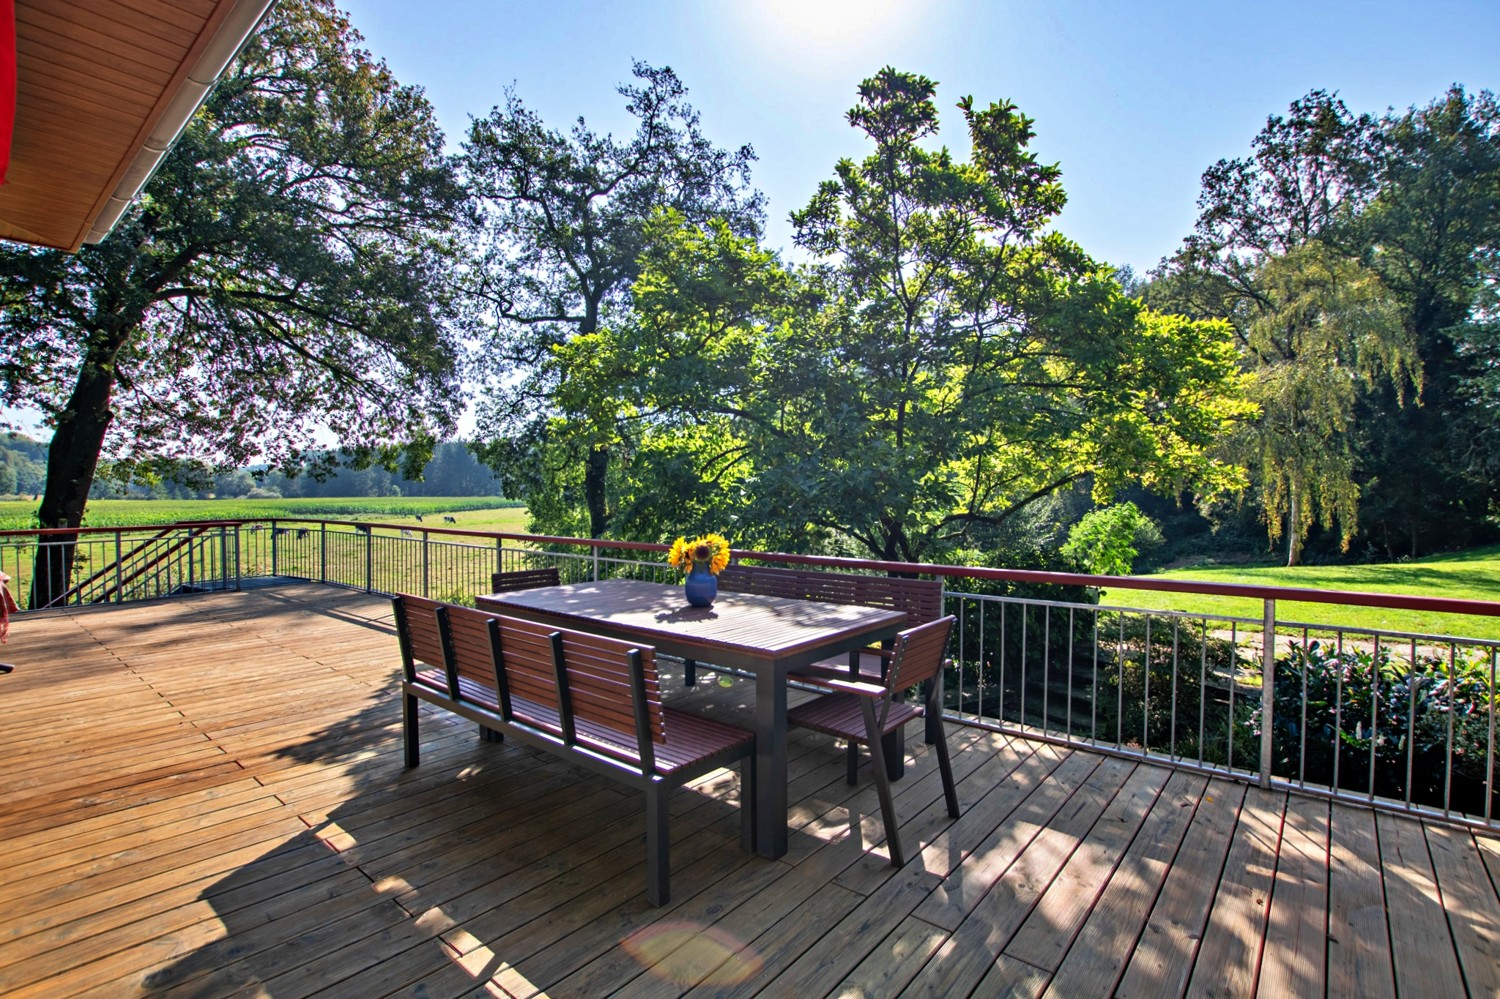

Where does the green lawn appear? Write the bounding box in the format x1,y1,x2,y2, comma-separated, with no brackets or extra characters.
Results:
1109,546,1500,640
0,497,527,532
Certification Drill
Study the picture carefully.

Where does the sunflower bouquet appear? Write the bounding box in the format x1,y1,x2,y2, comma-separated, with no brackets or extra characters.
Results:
667,533,731,575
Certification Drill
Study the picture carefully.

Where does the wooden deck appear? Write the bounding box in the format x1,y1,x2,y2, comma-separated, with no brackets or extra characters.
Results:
1,585,1496,998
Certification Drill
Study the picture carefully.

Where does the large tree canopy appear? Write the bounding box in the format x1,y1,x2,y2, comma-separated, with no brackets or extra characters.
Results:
463,62,764,538
0,0,471,606
549,69,1250,564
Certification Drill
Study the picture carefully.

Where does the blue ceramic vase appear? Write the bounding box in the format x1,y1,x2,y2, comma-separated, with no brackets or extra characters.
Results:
684,564,717,607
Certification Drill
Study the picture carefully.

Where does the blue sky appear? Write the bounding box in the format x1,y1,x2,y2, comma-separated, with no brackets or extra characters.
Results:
340,0,1500,275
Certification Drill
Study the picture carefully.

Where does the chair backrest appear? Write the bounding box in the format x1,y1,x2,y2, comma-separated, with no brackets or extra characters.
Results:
886,615,956,692
718,564,942,627
491,567,561,593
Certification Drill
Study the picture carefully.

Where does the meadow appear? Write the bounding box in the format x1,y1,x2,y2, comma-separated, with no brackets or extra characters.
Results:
0,497,529,533
1111,546,1500,640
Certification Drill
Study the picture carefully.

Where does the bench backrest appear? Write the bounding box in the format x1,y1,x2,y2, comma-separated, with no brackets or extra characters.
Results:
393,594,450,683
428,600,667,761
718,564,943,627
490,567,561,593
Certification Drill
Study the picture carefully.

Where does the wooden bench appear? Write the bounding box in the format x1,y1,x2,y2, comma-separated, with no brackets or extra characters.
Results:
490,567,561,592
392,594,756,906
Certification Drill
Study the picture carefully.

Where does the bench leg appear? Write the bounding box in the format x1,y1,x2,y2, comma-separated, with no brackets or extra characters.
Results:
645,784,670,906
683,658,698,687
479,724,504,743
402,692,420,769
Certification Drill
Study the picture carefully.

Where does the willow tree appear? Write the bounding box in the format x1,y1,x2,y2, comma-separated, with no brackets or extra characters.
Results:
0,0,470,607
1236,241,1415,565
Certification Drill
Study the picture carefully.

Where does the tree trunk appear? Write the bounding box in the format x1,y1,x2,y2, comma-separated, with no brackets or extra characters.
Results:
1286,487,1303,568
584,444,610,539
30,340,120,608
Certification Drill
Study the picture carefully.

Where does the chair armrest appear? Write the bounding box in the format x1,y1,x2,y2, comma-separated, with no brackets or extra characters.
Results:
818,677,887,698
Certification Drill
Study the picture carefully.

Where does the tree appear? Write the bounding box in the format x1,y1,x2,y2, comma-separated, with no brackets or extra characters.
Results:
561,71,1250,564
1231,242,1415,565
463,63,763,538
0,0,470,607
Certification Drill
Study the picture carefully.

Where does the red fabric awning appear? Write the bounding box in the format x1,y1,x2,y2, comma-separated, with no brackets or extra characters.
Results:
0,0,14,185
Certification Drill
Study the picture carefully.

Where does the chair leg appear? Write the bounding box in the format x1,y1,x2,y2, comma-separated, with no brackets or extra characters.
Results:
645,784,670,906
861,700,903,867
402,692,420,768
923,679,941,745
882,724,906,779
739,754,756,853
683,658,698,687
933,722,959,818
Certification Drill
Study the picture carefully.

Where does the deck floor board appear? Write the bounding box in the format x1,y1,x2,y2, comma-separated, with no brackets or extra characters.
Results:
0,585,1495,998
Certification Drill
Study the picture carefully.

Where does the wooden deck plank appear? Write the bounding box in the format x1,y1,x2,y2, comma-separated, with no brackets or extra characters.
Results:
1041,770,1209,998
1183,786,1286,998
0,587,1495,999
1325,803,1396,999
1255,794,1330,998
1426,822,1500,996
1114,778,1247,999
1378,810,1469,998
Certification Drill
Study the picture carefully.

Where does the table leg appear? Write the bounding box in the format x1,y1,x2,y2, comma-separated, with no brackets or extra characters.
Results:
755,664,788,859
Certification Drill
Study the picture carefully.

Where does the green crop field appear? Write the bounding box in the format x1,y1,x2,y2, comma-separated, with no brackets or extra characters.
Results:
1108,546,1500,640
0,497,529,533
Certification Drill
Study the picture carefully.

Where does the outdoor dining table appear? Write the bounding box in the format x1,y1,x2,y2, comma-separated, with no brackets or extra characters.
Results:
476,577,907,859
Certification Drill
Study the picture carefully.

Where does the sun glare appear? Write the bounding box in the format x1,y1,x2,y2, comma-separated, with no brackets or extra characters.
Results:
737,0,920,59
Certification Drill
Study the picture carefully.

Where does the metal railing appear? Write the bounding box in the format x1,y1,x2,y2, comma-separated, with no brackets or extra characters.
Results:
5,518,1497,832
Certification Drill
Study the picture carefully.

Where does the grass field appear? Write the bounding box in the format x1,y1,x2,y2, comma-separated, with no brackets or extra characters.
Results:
1110,545,1500,640
0,497,529,533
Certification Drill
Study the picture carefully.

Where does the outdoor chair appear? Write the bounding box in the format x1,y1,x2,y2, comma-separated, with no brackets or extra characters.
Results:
490,567,561,592
786,615,958,867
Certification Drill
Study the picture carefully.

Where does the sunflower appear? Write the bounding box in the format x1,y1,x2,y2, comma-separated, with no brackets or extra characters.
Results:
667,533,731,574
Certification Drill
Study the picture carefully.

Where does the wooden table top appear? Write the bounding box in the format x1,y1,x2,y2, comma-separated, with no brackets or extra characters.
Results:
477,577,906,666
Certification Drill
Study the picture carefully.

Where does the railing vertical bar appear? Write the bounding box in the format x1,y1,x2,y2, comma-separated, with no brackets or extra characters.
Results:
1117,615,1126,751
422,531,430,598
1333,630,1345,796
996,601,1004,727
1042,605,1051,736
1298,626,1309,788
1020,604,1029,730
1228,621,1238,774
1444,643,1456,818
271,519,279,578
1369,634,1382,803
1486,648,1496,826
320,522,327,583
1066,607,1075,739
1198,619,1208,769
113,531,123,604
1169,619,1180,763
1259,599,1276,788
1142,615,1153,755
1090,610,1100,748
365,528,373,593
1406,637,1419,812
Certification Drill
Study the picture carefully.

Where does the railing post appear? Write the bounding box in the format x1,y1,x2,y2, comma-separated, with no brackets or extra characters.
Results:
496,537,504,578
422,530,430,597
113,531,123,604
366,527,373,593
1260,598,1277,788
271,519,279,577
592,545,600,582
230,525,240,591
320,522,327,583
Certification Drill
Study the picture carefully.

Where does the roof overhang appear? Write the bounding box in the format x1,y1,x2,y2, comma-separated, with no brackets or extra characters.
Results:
0,0,275,252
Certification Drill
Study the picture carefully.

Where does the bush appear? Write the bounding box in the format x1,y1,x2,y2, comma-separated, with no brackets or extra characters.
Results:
1259,640,1497,814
